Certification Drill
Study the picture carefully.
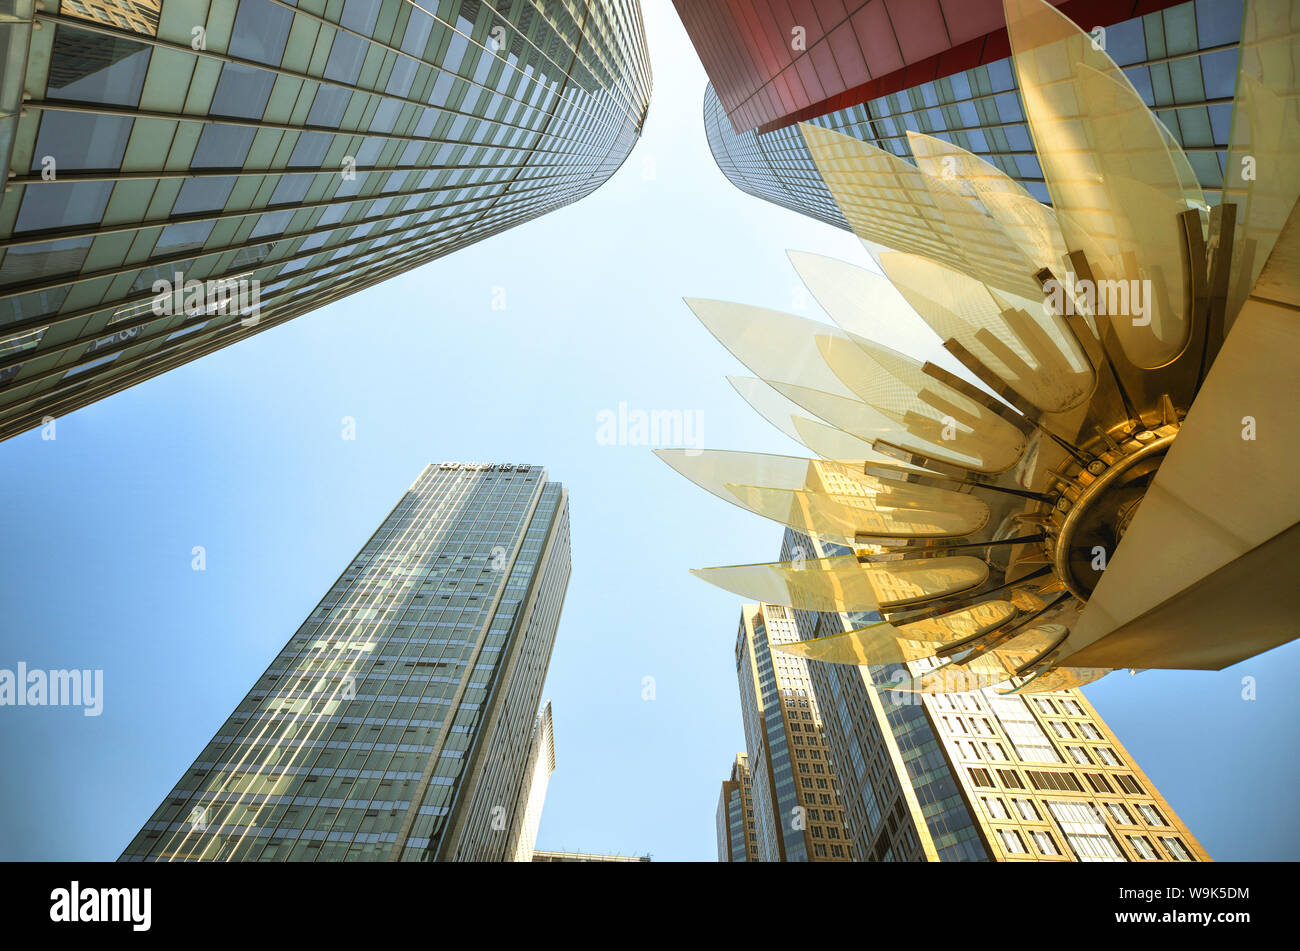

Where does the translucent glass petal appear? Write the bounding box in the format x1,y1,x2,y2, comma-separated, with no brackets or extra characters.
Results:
815,333,1027,471
776,600,1018,667
654,449,990,538
1004,0,1193,367
785,250,954,363
773,619,911,666
684,298,856,399
691,554,989,613
767,379,990,472
791,414,903,463
726,376,816,449
877,250,1093,412
724,479,988,540
728,376,900,464
905,130,1071,273
800,123,1043,300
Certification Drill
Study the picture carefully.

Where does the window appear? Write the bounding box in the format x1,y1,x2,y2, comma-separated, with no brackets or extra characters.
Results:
155,220,215,255
210,62,276,118
47,27,151,106
1128,835,1158,859
1013,798,1039,821
1105,802,1133,824
1066,746,1092,765
14,181,113,233
1115,774,1144,795
1032,831,1060,855
31,112,132,172
229,0,294,66
1137,804,1166,826
191,125,256,168
1095,747,1121,766
983,796,1009,819
968,768,995,788
998,829,1028,854
1046,800,1124,862
1085,773,1113,794
997,769,1025,789
173,176,237,216
1161,837,1193,861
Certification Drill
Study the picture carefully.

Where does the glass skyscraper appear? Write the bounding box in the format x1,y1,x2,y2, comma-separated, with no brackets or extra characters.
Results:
715,751,758,862
120,461,571,862
693,0,1240,223
0,0,652,440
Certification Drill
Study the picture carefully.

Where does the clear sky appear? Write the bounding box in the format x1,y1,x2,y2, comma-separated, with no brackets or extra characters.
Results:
1,1,1296,863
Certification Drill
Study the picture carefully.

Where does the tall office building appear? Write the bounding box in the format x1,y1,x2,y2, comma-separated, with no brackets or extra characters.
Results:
716,751,759,862
735,602,853,862
779,527,1209,863
505,699,555,862
0,0,652,439
679,0,1240,222
120,461,571,862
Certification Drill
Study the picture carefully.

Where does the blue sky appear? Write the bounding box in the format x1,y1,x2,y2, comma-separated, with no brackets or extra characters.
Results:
1,2,1297,862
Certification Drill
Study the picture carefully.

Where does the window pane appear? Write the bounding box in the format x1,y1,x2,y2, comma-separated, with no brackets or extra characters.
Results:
210,62,276,119
228,0,294,66
15,181,114,232
46,26,151,105
191,125,256,168
31,112,133,172
173,176,237,215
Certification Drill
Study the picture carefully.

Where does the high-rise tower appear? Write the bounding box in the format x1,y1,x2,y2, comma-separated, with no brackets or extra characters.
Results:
734,602,853,862
0,0,652,439
506,699,555,862
120,461,570,862
678,0,1239,222
716,752,759,862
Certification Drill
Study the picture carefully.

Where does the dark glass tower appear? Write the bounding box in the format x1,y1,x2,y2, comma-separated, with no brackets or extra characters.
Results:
0,0,652,439
120,462,571,862
692,0,1240,218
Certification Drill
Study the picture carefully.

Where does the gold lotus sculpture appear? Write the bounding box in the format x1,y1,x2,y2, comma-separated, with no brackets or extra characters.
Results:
659,0,1300,694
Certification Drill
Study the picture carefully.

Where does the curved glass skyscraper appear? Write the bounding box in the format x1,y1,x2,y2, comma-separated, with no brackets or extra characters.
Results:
0,0,652,440
693,0,1239,225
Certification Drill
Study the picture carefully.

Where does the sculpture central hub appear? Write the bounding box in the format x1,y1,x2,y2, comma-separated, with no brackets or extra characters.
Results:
1047,425,1179,600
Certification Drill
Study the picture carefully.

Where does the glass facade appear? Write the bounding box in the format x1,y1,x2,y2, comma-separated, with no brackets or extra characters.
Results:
715,751,758,862
119,461,571,862
704,0,1239,220
781,526,1209,863
0,0,652,439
